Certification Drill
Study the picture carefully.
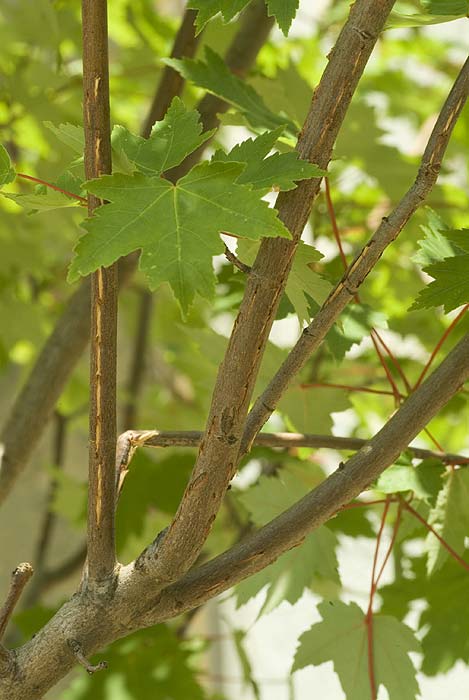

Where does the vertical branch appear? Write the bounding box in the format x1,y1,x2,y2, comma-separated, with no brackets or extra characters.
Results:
82,0,117,584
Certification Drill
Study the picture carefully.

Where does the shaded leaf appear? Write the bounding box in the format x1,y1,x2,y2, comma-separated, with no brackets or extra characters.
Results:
376,459,444,503
44,121,84,154
266,0,300,35
165,47,297,135
411,254,469,313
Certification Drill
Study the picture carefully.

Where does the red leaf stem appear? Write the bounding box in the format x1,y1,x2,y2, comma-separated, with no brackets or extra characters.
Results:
299,381,400,397
16,173,87,204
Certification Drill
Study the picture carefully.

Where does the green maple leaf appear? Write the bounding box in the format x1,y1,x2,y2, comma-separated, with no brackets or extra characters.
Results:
214,127,325,191
293,601,420,700
411,254,469,313
69,161,289,314
0,144,16,187
279,384,350,435
165,48,297,136
112,97,215,177
266,0,300,35
425,468,469,575
234,472,340,615
188,0,251,32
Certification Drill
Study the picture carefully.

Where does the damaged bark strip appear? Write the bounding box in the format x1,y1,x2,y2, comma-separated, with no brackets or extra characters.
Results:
82,0,117,584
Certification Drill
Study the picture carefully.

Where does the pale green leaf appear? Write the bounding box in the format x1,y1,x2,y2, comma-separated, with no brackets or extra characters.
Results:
165,48,298,135
3,190,82,211
44,122,84,154
279,385,350,435
293,601,420,700
376,460,444,502
425,468,469,575
111,97,215,177
0,144,15,186
412,208,455,265
69,162,289,314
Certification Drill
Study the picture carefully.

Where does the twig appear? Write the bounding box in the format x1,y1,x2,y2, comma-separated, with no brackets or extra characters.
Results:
82,0,117,584
414,303,469,389
68,639,107,674
116,428,469,465
224,246,251,274
121,290,153,430
142,0,401,584
242,55,469,455
140,9,201,139
0,564,33,641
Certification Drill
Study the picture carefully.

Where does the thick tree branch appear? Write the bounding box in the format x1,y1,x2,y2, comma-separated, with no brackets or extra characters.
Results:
0,1,274,509
2,335,467,700
142,333,469,624
145,0,397,585
241,54,469,451
82,0,117,584
118,428,469,465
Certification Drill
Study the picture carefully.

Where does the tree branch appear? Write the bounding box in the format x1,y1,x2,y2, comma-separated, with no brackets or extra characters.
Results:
140,9,201,139
117,428,469,465
144,0,397,585
0,0,274,509
82,0,117,584
241,53,469,453
142,333,469,624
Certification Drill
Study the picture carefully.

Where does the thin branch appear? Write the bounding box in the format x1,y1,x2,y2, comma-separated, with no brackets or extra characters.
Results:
224,246,251,274
242,55,469,454
0,0,274,509
82,0,117,584
116,428,469,465
144,332,469,624
68,639,107,674
0,564,33,641
121,290,153,430
140,9,201,139
142,0,399,584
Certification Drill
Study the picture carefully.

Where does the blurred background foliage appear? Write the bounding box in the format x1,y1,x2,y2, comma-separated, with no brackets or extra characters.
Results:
0,0,468,698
